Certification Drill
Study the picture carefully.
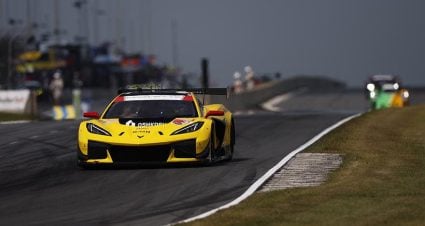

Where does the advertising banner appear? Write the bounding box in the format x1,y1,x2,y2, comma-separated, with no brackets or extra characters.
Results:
0,90,30,113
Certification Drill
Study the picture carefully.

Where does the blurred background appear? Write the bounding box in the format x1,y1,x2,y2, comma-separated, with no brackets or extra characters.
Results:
1,0,425,118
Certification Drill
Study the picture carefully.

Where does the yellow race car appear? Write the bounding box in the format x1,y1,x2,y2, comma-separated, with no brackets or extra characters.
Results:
77,87,235,167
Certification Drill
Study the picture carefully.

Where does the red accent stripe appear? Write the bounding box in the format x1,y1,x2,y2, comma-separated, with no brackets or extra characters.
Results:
183,95,193,102
114,96,124,102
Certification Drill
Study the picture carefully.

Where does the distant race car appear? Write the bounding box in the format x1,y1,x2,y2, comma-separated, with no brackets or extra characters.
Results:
77,86,235,167
365,75,409,109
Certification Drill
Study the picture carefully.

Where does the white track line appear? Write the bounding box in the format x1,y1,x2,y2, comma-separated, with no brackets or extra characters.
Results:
261,93,295,112
170,113,362,225
261,88,307,112
0,120,31,125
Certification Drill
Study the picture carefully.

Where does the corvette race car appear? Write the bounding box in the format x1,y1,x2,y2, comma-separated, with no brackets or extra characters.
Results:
77,86,235,167
365,75,409,110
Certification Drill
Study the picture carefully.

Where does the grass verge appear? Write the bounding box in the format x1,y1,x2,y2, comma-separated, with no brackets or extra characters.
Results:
183,105,425,226
0,112,32,122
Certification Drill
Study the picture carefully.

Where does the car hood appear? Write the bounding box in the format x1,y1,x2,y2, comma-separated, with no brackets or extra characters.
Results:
88,118,201,137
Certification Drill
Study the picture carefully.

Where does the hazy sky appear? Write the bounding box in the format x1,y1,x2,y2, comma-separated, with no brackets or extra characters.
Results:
1,0,425,87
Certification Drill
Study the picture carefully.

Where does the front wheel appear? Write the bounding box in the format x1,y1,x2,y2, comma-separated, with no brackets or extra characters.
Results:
77,160,91,170
227,120,235,161
205,126,216,166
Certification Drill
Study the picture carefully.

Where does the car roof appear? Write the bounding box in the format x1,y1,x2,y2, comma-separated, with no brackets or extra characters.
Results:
370,74,397,81
120,91,190,96
117,86,228,96
114,92,195,103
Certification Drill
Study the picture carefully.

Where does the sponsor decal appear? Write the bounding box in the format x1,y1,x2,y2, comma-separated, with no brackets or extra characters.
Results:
125,120,164,127
172,118,194,125
0,89,30,113
125,120,136,126
182,95,193,102
123,95,185,101
133,130,150,134
114,96,124,102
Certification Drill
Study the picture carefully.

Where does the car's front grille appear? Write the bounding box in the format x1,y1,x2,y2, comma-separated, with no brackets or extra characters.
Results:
173,139,196,158
87,139,197,163
88,141,108,159
109,145,171,162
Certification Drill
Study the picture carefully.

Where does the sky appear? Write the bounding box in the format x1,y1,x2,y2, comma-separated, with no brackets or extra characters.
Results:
1,0,425,87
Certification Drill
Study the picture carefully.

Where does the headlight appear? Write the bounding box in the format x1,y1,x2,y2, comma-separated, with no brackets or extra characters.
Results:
370,91,376,99
86,123,111,136
171,122,204,135
366,83,375,91
393,83,399,90
403,90,409,99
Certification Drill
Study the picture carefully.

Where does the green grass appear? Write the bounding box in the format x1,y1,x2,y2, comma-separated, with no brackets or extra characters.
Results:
183,105,425,226
0,112,33,121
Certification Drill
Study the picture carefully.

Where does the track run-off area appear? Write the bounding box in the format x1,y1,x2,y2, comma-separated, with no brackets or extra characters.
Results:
1,88,424,225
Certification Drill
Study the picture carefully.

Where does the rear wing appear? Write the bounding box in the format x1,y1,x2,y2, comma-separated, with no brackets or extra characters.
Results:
118,86,230,98
184,88,228,96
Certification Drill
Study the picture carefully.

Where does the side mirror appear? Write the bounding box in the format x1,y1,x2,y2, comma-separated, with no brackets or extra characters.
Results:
83,112,100,119
205,110,225,118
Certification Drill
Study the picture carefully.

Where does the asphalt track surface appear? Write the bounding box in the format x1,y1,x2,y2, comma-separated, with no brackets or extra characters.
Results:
1,89,420,226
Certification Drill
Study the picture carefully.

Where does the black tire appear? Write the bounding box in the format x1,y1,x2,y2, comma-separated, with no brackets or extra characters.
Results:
77,156,95,170
77,160,90,170
205,125,216,166
227,120,235,161
371,101,376,110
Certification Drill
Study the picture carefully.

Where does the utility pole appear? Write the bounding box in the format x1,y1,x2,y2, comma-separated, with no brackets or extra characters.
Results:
146,0,152,54
0,0,4,31
201,58,209,89
201,58,210,103
26,0,32,35
139,1,145,53
7,32,23,89
73,0,87,44
171,20,178,67
115,0,122,51
53,0,60,44
83,0,90,44
93,0,98,45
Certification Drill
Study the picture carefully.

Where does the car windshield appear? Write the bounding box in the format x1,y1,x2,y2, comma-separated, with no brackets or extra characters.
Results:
103,98,198,119
381,83,398,92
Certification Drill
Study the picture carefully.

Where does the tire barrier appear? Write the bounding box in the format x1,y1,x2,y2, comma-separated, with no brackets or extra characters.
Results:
52,105,76,120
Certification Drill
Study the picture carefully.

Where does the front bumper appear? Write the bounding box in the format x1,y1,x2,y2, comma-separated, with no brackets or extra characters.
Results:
78,139,209,164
